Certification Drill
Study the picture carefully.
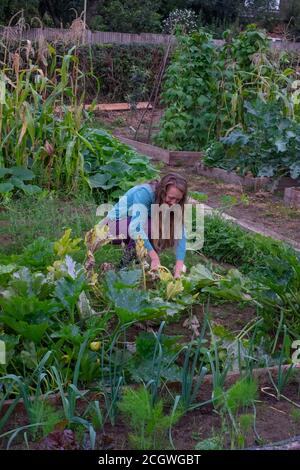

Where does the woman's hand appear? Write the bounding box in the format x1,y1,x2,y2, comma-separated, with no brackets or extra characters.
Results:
149,250,160,271
174,260,185,279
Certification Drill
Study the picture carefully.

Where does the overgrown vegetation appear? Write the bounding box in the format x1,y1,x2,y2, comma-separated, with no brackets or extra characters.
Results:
0,43,157,197
1,8,300,452
1,202,300,449
156,25,300,179
204,100,300,178
0,1,290,37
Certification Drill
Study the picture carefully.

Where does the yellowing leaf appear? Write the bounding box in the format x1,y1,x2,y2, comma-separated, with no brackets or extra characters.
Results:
47,260,64,278
85,224,111,253
136,235,147,260
54,229,82,257
166,279,184,300
89,272,99,287
158,266,173,283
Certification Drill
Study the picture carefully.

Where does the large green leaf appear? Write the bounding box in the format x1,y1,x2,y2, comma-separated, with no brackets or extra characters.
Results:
0,168,11,178
275,139,287,153
0,264,17,275
87,173,109,188
188,263,215,287
111,288,149,323
289,162,300,179
0,182,14,193
99,161,131,176
105,270,142,295
0,318,48,343
129,357,182,383
0,295,60,322
8,267,50,297
135,331,183,358
54,274,86,314
8,176,26,190
22,184,42,194
50,324,83,345
110,288,181,324
10,167,35,180
18,237,55,269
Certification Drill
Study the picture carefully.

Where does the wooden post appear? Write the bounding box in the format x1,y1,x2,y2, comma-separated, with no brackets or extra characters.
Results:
83,0,87,45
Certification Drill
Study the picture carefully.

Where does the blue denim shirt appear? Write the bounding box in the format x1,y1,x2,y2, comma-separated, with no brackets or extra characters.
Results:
107,183,186,261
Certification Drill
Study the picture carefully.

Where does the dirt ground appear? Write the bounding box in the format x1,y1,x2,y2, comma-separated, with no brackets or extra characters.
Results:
90,379,300,450
4,379,300,450
95,108,164,144
165,166,300,246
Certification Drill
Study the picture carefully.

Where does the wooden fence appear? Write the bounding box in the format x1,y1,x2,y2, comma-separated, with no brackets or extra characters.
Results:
0,25,300,51
0,26,174,46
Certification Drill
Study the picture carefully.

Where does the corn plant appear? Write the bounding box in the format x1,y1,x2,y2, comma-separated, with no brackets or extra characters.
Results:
156,25,299,151
0,47,88,191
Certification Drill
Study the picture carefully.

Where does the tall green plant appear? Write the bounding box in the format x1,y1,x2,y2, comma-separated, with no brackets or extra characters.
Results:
156,25,299,151
0,47,87,190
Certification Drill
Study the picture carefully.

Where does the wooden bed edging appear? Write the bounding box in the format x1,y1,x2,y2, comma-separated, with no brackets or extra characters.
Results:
284,187,300,209
194,162,270,190
115,135,170,164
114,135,300,191
114,134,203,166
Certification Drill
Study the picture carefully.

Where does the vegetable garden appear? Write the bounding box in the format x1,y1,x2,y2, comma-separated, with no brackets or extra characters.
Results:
1,25,300,452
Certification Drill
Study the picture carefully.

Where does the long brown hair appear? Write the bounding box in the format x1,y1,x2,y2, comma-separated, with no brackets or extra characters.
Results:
150,173,188,252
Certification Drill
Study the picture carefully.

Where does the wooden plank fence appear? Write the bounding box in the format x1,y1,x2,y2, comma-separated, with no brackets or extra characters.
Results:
0,26,174,46
0,25,300,51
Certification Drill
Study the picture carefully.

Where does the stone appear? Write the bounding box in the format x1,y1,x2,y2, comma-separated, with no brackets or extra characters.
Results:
284,187,300,209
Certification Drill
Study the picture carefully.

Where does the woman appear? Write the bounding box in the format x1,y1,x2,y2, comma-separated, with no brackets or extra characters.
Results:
104,173,188,278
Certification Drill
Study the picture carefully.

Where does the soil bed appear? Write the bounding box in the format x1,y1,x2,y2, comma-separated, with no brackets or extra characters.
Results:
161,166,300,246
3,379,300,450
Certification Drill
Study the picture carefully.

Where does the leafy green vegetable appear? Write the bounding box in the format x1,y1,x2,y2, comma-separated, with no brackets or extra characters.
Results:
81,128,157,201
204,100,300,178
0,167,41,197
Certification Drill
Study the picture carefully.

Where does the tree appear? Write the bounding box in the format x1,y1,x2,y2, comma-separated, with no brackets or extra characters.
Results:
38,0,83,27
0,0,83,27
0,1,39,25
281,0,300,39
241,1,281,29
87,0,162,33
157,1,188,19
162,9,198,34
243,0,280,14
185,0,245,23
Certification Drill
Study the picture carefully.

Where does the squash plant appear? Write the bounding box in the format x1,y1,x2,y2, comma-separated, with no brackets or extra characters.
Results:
0,167,41,199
